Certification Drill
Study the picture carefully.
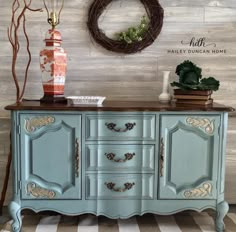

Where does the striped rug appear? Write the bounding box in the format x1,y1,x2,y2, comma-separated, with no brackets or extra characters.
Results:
1,211,236,232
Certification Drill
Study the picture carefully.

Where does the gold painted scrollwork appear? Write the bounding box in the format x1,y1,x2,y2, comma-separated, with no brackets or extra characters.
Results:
26,182,56,199
25,116,55,133
184,183,212,198
186,117,214,134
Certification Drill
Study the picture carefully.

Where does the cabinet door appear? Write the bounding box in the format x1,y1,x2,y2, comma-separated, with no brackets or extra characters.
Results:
19,113,81,200
159,114,220,199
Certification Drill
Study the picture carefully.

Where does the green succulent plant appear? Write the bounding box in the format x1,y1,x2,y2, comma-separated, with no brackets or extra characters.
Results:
116,16,149,44
171,60,220,91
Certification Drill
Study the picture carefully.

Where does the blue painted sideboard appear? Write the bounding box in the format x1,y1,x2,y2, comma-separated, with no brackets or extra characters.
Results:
5,101,234,232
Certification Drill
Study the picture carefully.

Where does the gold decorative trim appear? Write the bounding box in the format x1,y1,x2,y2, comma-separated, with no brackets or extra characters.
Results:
160,137,164,177
186,117,214,134
26,182,56,199
75,138,79,177
25,116,55,132
184,183,212,198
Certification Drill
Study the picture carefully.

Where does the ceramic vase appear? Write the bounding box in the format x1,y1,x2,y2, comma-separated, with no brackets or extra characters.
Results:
159,71,171,103
39,29,67,103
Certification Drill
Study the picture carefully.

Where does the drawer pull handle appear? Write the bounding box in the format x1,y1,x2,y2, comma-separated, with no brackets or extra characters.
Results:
104,153,135,162
75,138,79,177
105,122,136,132
160,137,164,177
105,182,135,192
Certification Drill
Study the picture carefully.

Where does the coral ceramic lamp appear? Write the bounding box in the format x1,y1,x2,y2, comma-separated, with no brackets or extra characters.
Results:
40,0,67,103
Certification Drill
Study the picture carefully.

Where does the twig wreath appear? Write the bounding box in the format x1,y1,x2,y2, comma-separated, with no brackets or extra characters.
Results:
87,0,164,54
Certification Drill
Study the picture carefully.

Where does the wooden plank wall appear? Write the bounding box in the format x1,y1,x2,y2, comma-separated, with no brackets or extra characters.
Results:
0,0,235,204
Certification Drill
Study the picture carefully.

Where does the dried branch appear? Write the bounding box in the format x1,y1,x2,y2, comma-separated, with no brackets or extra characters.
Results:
8,0,43,103
19,14,30,100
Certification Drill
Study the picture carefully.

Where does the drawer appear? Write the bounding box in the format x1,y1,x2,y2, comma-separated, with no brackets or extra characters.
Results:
86,114,156,141
85,144,155,172
86,174,154,199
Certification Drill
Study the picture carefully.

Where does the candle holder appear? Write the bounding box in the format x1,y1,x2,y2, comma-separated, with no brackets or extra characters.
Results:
159,71,171,103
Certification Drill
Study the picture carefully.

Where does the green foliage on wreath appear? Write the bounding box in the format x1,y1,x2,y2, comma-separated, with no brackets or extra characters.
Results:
171,60,220,91
116,16,149,44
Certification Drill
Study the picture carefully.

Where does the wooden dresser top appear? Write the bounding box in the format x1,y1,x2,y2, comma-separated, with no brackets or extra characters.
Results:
5,100,235,112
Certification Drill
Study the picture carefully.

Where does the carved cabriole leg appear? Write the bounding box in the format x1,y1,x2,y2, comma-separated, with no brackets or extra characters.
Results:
8,201,22,232
216,201,229,232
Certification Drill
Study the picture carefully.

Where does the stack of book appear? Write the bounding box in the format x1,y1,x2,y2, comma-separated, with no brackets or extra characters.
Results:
173,89,213,105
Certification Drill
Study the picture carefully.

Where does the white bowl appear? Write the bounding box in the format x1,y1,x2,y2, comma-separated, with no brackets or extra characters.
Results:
66,96,106,105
